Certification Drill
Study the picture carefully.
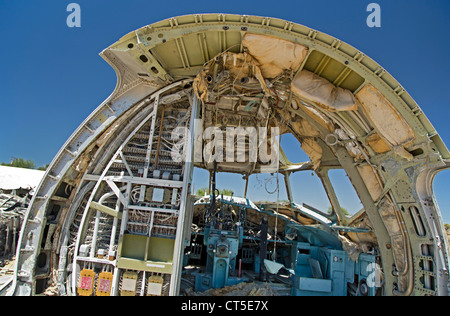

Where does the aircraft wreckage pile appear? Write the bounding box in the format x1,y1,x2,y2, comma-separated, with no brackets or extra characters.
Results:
6,14,450,296
0,165,44,265
0,193,26,262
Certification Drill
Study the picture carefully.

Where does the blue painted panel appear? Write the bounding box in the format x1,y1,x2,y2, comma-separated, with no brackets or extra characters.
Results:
298,277,332,292
213,258,228,288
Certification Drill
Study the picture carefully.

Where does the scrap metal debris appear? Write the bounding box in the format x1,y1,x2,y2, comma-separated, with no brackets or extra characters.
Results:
0,192,28,261
186,281,281,296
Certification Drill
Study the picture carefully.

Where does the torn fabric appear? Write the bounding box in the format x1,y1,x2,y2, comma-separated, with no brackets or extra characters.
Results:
357,164,382,202
291,70,357,112
242,33,308,78
301,138,322,170
356,84,415,159
365,133,391,154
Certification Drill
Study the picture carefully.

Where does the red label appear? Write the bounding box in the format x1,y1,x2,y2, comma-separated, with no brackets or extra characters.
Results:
98,278,112,292
80,276,93,290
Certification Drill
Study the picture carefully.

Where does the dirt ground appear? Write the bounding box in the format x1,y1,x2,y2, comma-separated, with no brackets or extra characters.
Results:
186,281,280,296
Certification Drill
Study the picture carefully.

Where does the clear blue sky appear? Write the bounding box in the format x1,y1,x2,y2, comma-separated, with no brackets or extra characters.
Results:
1,1,450,221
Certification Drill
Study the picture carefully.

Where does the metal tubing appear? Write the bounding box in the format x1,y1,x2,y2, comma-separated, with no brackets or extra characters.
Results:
259,216,268,282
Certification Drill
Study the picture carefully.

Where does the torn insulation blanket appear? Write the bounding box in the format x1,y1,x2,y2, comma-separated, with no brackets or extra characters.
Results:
242,33,308,78
365,133,391,154
378,197,408,291
357,164,382,202
278,109,320,137
291,70,357,112
356,84,415,159
300,138,322,170
294,99,335,133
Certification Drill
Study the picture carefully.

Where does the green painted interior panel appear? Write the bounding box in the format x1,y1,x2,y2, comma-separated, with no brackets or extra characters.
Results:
147,237,175,262
119,234,175,263
119,234,148,260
